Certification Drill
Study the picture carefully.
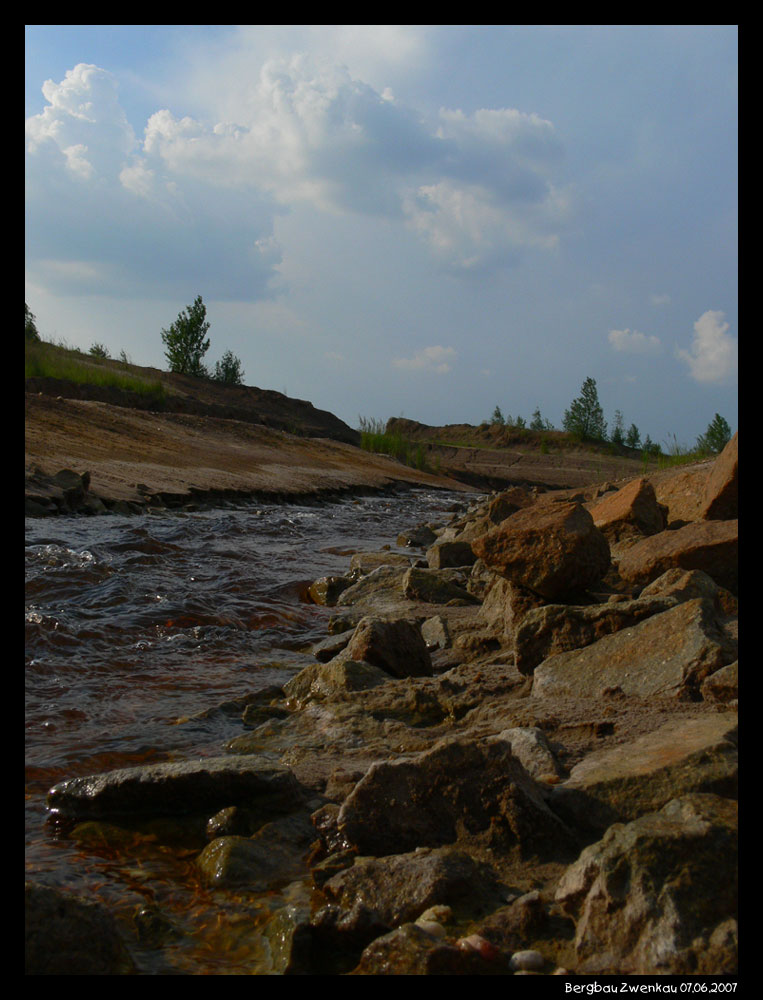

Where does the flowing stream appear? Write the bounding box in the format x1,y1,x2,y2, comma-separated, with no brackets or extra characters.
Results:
25,488,471,974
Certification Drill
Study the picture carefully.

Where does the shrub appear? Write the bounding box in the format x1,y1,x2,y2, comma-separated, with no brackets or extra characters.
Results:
214,350,245,385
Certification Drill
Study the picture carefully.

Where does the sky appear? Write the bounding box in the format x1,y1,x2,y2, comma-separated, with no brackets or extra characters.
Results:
25,25,738,447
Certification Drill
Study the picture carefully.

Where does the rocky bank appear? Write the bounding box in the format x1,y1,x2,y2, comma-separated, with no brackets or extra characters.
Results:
27,434,738,976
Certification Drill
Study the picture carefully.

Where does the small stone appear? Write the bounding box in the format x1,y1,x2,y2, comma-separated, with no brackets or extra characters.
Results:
509,949,545,971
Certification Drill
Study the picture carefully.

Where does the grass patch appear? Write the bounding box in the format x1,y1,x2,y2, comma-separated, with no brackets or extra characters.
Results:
358,417,428,472
26,339,167,404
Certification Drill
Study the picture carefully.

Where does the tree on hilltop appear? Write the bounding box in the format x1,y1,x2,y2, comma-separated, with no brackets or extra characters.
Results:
214,350,245,386
562,377,607,441
696,414,732,454
161,295,211,377
25,303,40,342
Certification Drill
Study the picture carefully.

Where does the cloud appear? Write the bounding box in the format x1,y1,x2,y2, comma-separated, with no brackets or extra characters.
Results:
608,328,663,354
393,345,456,374
26,50,573,301
675,310,737,384
650,292,671,306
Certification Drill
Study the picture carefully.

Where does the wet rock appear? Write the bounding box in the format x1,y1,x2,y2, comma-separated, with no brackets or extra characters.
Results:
264,903,314,974
345,616,433,678
397,524,438,549
617,519,738,595
308,575,354,606
197,811,315,889
47,754,304,821
555,793,738,974
25,881,137,975
472,501,611,601
349,922,506,975
336,735,575,859
532,598,736,701
550,713,738,836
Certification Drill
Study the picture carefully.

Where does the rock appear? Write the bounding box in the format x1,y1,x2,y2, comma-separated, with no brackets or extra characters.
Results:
46,755,304,821
317,847,504,939
532,598,737,701
336,565,410,606
617,519,738,595
514,594,679,675
349,551,411,574
700,432,738,520
495,727,565,781
336,735,575,859
478,577,542,645
283,658,391,707
550,713,738,835
345,616,433,678
401,566,478,605
25,881,137,975
588,477,667,541
700,660,738,703
349,922,503,975
420,615,451,650
639,567,738,616
197,811,315,889
555,793,738,974
425,540,476,569
264,903,314,974
312,630,353,662
472,501,611,600
308,575,354,606
397,524,438,548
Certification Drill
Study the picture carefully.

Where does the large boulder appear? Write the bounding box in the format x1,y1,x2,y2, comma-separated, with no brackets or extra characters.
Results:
46,755,303,821
335,735,575,859
555,793,738,974
472,501,611,600
550,713,738,835
617,519,738,595
532,598,737,701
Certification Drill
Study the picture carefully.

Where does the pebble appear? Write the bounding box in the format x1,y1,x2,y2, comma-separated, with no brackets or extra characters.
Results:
509,949,545,971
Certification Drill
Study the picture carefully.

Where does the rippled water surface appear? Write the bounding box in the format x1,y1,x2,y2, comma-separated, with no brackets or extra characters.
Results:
25,489,469,973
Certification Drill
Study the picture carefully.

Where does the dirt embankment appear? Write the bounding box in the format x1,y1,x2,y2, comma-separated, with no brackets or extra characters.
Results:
25,366,677,513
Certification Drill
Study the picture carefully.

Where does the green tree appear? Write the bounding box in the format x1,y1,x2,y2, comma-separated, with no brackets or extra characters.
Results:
610,409,625,446
491,405,505,425
89,342,110,359
642,434,661,457
562,377,607,441
160,295,211,377
696,414,732,454
625,423,641,449
530,407,554,431
214,350,245,386
25,303,40,342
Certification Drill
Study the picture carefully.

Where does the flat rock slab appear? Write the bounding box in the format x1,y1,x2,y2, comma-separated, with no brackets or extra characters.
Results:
46,754,303,821
531,598,734,700
550,713,738,833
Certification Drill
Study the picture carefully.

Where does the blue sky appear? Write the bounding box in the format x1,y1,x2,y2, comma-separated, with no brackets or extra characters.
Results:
25,25,737,446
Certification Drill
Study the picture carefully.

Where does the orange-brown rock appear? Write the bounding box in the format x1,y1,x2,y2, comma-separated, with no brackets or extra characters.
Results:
617,520,738,595
700,432,738,520
588,477,666,541
472,501,611,600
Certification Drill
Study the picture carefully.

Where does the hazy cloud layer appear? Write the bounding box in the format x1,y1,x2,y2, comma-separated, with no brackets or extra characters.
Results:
393,345,456,374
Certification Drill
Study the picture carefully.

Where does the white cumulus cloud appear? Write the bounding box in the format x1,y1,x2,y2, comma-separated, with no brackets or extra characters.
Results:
676,310,738,384
608,328,663,354
393,345,456,374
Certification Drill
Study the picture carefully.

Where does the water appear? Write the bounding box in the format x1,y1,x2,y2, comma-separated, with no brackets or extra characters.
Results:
25,489,469,974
